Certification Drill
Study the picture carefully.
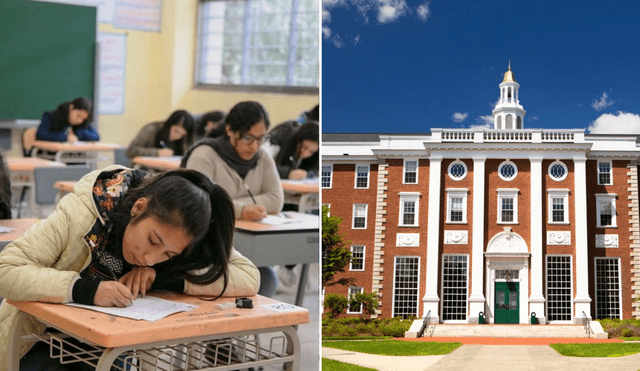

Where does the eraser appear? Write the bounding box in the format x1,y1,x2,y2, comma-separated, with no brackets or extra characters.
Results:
215,302,236,310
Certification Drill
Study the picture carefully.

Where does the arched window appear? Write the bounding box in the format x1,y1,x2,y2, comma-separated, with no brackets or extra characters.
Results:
496,116,502,129
505,115,513,129
516,116,522,129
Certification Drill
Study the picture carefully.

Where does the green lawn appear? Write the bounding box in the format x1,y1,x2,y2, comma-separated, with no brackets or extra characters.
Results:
322,340,461,356
322,359,377,371
550,343,640,357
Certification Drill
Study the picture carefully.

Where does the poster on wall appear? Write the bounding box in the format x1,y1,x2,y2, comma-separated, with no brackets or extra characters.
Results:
31,0,115,24
98,32,127,115
113,0,163,32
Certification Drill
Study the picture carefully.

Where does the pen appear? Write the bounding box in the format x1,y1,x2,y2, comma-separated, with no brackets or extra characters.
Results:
244,184,257,204
159,140,167,148
89,240,119,281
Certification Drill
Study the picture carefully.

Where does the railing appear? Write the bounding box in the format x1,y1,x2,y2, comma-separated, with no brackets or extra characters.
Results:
435,129,583,144
583,311,594,338
418,310,431,338
484,131,532,142
441,131,475,142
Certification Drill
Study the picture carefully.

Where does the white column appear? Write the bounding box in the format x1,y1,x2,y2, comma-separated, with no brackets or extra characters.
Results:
529,156,546,323
468,156,486,323
423,156,442,323
574,157,592,322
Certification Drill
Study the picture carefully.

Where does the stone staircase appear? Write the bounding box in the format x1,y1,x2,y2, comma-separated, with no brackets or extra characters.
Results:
406,321,608,339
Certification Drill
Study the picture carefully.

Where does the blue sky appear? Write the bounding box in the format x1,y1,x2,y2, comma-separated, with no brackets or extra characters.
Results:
321,0,640,134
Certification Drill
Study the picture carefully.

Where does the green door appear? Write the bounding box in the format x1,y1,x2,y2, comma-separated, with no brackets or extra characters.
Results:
495,282,519,324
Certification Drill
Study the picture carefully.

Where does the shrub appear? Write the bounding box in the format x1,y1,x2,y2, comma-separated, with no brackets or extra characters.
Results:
324,294,348,319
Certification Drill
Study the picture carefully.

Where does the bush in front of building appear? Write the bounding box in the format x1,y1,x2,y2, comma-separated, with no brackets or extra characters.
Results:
597,318,640,338
322,316,416,338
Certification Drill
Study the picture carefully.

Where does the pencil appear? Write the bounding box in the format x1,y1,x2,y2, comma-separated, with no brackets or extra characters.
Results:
244,184,257,204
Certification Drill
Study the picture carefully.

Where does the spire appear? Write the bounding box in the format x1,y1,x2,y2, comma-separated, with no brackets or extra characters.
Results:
492,63,526,129
503,62,516,82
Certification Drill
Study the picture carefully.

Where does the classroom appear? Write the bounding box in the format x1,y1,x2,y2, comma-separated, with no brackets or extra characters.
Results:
0,0,320,370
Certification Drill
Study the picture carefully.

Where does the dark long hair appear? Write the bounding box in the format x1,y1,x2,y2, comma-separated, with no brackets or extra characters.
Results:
196,110,226,138
153,110,195,156
51,97,93,132
276,121,319,171
110,169,235,294
208,101,270,138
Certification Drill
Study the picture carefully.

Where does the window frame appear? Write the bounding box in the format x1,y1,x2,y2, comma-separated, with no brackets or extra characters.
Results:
498,160,518,181
497,189,519,224
597,160,612,185
398,192,420,227
548,160,568,182
446,188,468,224
545,255,573,323
352,203,368,229
547,189,570,224
403,159,418,184
195,0,319,95
354,164,370,189
347,286,364,314
321,164,333,189
392,256,420,318
350,245,365,271
447,160,468,181
594,257,622,319
441,254,469,322
595,194,617,228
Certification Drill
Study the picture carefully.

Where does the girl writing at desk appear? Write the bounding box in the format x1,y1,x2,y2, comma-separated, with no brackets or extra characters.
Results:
0,166,259,370
126,110,195,159
182,101,283,298
272,121,319,180
35,97,99,143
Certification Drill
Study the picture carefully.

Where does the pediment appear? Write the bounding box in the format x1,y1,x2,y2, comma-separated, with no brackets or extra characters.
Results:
485,227,530,256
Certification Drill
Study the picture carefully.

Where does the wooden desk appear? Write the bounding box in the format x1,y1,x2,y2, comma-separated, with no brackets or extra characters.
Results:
234,212,319,306
6,158,66,217
281,179,319,214
131,156,181,172
8,293,308,371
0,218,38,250
53,180,77,203
32,141,122,169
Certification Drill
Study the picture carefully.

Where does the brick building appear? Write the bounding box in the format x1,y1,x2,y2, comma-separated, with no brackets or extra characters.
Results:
321,67,640,324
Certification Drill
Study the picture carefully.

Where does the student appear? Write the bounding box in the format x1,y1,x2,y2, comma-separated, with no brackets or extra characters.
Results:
195,110,226,140
35,97,99,142
0,166,259,370
126,110,195,159
273,121,319,180
181,101,283,297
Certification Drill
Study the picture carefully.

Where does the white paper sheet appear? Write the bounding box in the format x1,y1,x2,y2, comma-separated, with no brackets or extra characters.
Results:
67,295,198,321
0,226,14,234
259,214,301,225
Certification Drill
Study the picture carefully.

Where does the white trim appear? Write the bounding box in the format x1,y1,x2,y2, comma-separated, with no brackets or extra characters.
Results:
403,158,419,184
595,194,617,228
446,188,468,224
440,254,469,323
597,160,613,185
321,164,333,189
399,192,420,227
448,160,468,181
350,245,365,271
548,160,568,181
352,203,368,229
354,164,370,189
545,255,574,323
498,160,518,181
594,257,622,319
547,189,570,224
322,203,330,216
392,256,421,318
347,286,364,314
497,188,519,224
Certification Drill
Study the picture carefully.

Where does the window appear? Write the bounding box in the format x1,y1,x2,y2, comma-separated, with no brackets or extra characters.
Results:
596,194,617,228
355,165,370,189
441,255,468,321
399,192,420,227
350,246,365,271
352,204,368,229
321,165,332,188
498,161,517,181
403,159,418,184
548,189,569,224
548,161,568,181
393,256,420,318
598,161,612,185
448,160,467,181
196,0,319,93
497,189,518,224
595,258,621,319
546,256,572,322
446,189,468,223
347,286,364,314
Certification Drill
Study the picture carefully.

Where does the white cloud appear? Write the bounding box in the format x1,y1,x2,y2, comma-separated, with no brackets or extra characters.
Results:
452,112,468,123
592,92,614,111
331,34,345,48
416,3,430,22
468,123,493,130
588,111,640,133
352,34,361,45
477,115,493,125
377,0,409,23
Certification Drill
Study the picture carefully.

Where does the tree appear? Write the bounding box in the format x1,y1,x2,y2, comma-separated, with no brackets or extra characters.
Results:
349,291,379,317
322,205,354,287
323,293,348,319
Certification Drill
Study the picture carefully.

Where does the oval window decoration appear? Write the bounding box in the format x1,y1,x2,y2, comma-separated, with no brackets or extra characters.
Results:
549,161,568,181
448,160,468,181
498,161,518,181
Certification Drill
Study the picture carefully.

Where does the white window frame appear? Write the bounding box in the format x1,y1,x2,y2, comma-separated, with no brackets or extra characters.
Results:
403,159,418,184
446,188,468,224
392,256,420,318
594,257,622,319
548,160,568,182
498,160,518,181
347,286,364,314
321,164,333,189
352,204,368,229
547,189,570,224
497,188,519,224
545,255,573,323
322,203,330,216
399,192,420,227
441,254,469,322
597,160,613,185
354,164,370,189
350,245,365,271
448,160,468,181
595,194,617,228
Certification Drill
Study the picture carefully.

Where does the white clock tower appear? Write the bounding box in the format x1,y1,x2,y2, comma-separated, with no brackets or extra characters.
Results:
492,63,526,129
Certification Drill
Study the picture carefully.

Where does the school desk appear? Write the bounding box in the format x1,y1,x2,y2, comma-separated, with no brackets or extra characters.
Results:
6,158,66,217
7,293,309,371
234,212,319,307
52,180,77,203
0,218,39,250
281,179,319,214
131,156,181,172
32,141,122,170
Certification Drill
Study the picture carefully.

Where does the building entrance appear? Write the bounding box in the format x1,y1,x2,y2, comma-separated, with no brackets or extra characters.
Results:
495,281,519,324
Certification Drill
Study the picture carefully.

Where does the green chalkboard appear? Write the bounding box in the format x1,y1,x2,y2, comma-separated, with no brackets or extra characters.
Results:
0,0,96,120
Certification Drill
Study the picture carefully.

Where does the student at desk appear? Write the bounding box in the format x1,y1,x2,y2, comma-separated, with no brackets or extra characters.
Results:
0,166,259,371
126,110,195,159
182,101,283,298
271,121,319,180
35,97,99,143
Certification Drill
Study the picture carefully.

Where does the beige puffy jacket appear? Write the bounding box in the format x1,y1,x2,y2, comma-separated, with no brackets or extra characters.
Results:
0,165,260,370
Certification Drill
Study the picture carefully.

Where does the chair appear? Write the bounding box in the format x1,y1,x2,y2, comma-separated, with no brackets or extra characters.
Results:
34,165,91,205
114,147,131,167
